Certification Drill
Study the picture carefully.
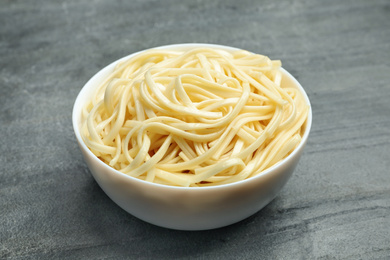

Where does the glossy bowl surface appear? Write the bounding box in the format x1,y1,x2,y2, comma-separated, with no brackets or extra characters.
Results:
72,43,312,230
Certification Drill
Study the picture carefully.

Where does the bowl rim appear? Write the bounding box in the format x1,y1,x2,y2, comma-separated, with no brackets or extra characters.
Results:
72,43,312,190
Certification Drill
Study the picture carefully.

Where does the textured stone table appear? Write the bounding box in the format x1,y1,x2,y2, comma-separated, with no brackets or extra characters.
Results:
1,0,389,259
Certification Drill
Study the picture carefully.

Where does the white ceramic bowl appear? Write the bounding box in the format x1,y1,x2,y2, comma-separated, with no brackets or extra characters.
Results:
72,43,312,230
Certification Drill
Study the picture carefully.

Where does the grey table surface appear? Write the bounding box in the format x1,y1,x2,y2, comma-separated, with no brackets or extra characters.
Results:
1,0,390,259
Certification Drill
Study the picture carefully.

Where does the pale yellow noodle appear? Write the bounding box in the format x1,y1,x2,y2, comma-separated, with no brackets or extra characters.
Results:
81,47,309,187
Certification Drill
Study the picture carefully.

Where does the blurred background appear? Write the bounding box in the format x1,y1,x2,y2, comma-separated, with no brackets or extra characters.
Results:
1,0,389,259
